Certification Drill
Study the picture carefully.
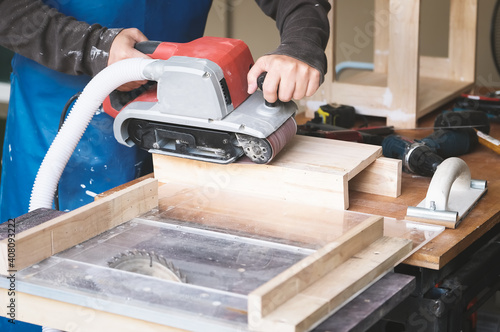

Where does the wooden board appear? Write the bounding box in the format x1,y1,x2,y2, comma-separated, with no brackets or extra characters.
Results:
153,135,393,210
247,216,413,332
1,292,185,332
307,72,474,124
350,157,401,197
0,178,158,275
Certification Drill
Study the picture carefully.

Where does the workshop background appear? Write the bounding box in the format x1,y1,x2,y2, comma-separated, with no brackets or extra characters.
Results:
0,0,499,329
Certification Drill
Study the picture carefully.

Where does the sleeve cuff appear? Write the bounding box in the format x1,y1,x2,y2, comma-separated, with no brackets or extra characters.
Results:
88,28,123,76
268,40,328,85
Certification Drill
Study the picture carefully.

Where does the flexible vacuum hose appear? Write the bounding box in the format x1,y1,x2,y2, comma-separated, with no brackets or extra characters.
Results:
42,328,65,332
29,58,157,211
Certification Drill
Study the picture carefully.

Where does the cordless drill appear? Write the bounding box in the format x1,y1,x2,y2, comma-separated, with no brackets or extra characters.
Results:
382,110,488,176
382,129,477,176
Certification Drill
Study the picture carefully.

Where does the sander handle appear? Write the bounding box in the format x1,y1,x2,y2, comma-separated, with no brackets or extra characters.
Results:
134,41,162,56
256,72,280,107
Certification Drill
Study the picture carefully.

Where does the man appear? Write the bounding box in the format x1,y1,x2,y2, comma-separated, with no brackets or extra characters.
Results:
0,1,329,328
0,0,330,224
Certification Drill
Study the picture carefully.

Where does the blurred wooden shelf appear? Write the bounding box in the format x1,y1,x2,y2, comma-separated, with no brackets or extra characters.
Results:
304,0,477,129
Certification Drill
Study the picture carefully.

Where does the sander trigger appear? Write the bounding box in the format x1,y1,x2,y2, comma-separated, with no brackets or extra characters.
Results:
104,37,297,164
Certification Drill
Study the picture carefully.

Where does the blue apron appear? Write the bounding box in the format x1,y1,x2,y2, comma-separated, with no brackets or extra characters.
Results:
0,0,212,223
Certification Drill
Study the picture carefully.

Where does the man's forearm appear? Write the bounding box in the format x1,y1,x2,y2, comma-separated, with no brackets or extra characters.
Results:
255,0,331,82
0,0,118,76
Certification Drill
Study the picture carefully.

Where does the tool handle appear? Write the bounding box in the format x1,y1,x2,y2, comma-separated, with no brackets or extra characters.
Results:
256,72,280,107
422,129,478,158
424,157,471,211
134,41,162,56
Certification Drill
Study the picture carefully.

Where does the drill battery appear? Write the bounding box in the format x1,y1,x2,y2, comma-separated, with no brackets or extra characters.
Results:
311,103,356,128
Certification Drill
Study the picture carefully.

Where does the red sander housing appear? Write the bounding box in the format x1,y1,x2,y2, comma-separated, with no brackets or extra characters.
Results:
105,37,297,164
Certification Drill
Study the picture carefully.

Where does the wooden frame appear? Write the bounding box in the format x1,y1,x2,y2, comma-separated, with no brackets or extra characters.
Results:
248,216,412,332
305,0,477,129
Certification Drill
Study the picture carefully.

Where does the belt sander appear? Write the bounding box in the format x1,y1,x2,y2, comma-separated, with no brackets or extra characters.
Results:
104,37,297,164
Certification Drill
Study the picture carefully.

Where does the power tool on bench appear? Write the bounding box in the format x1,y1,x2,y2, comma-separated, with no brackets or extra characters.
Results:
103,37,297,164
382,110,489,176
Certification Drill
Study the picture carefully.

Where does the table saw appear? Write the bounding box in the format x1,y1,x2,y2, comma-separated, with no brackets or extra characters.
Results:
0,199,440,331
0,132,450,332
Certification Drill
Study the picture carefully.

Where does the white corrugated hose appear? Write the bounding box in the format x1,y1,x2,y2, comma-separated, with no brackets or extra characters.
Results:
29,58,156,212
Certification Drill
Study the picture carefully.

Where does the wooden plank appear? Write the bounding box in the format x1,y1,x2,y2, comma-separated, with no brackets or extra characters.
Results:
373,0,390,74
449,0,477,82
416,77,473,118
327,71,473,122
386,0,420,129
153,135,382,210
0,292,185,332
0,178,158,275
95,173,154,200
249,233,413,331
248,216,384,320
350,157,401,198
419,56,452,80
330,81,389,117
158,183,375,248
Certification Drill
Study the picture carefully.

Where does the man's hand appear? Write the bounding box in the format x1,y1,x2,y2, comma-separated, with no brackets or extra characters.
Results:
247,54,321,103
108,28,150,91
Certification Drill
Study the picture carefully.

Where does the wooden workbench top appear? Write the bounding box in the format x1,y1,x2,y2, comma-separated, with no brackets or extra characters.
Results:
348,111,500,269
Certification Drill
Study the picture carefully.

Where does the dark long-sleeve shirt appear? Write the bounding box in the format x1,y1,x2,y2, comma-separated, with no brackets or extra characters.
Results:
256,0,330,82
0,0,330,79
0,0,119,76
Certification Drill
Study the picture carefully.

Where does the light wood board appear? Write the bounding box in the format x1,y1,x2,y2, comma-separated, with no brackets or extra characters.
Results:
350,157,401,197
153,135,395,210
0,292,185,332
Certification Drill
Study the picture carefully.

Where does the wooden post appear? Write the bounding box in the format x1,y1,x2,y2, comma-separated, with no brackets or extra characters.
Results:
449,0,477,82
374,0,390,74
386,0,420,128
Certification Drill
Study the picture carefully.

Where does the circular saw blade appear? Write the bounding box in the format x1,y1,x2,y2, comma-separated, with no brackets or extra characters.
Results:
108,249,186,283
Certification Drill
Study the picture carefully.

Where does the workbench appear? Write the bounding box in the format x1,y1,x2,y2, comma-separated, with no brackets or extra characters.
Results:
350,111,500,270
348,109,500,331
